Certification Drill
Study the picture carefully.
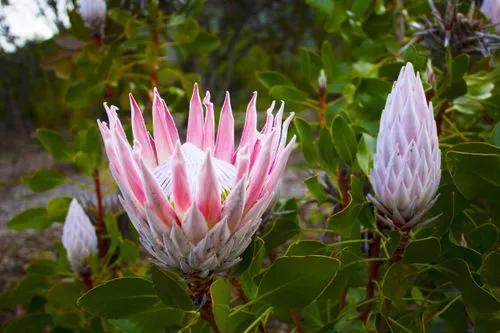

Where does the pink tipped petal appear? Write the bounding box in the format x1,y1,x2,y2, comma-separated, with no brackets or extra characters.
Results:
104,104,126,140
202,91,215,151
130,94,157,168
246,132,274,208
222,179,246,231
153,91,174,163
263,135,296,195
239,92,257,149
172,142,192,216
197,152,222,224
138,158,178,228
182,203,208,245
187,83,204,147
114,135,146,204
215,92,235,162
234,147,250,184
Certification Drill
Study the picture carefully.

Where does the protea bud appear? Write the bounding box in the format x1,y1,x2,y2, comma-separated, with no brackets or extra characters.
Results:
368,63,441,230
481,0,500,25
318,69,327,92
61,199,98,272
77,0,107,37
98,84,295,277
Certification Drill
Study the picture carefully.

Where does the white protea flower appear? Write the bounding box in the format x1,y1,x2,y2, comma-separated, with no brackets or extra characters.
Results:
61,199,98,272
77,0,107,36
368,63,441,230
98,85,295,277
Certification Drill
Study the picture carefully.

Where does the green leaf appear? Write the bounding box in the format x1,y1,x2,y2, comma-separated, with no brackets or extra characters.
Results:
468,223,498,253
403,237,441,264
108,306,185,333
491,122,500,146
285,240,328,256
78,277,159,318
3,313,51,333
480,251,500,287
382,262,417,305
327,200,362,238
270,85,311,107
446,143,500,202
46,197,71,222
36,129,71,161
46,281,83,310
294,118,318,166
151,266,192,311
256,71,293,90
356,133,376,176
261,200,300,254
257,255,340,308
6,207,50,230
443,259,500,314
23,168,65,192
331,115,357,163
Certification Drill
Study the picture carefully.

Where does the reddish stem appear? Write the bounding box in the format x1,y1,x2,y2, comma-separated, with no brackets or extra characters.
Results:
337,164,350,311
359,232,382,323
93,169,107,258
187,274,220,333
318,86,327,127
288,309,304,333
80,268,93,291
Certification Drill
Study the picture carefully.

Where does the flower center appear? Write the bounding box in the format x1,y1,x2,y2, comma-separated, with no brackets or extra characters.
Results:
153,142,236,197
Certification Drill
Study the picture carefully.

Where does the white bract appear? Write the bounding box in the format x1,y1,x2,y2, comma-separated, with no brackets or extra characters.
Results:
61,199,98,272
77,0,107,36
369,63,441,230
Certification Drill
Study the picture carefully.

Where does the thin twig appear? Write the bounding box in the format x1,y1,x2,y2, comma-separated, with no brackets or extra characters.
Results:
93,169,107,258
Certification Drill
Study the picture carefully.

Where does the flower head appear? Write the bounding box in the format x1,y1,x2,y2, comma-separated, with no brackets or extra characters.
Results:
62,199,98,272
368,63,441,230
98,85,295,276
481,0,500,25
77,0,107,36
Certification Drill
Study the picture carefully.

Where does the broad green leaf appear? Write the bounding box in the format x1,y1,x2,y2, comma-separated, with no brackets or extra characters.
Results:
382,262,417,305
270,85,311,107
327,200,362,238
491,122,500,146
443,259,500,314
261,200,300,254
108,306,185,333
403,237,441,264
468,223,498,253
3,313,51,333
257,255,340,308
356,133,376,176
331,115,357,163
23,168,65,192
151,266,192,311
294,118,318,166
78,277,159,318
6,207,50,230
46,197,71,222
446,143,500,202
285,240,328,256
256,71,293,90
36,129,71,161
480,251,500,287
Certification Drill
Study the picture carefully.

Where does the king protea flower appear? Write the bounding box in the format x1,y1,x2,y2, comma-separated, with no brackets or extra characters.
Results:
98,84,295,277
77,0,107,36
368,63,441,230
62,199,98,272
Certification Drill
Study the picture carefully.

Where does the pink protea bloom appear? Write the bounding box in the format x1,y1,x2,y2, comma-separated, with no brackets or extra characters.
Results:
98,84,295,276
368,63,441,230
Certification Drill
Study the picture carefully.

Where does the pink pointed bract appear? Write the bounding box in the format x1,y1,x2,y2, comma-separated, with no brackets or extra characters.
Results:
98,85,295,276
368,63,441,230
